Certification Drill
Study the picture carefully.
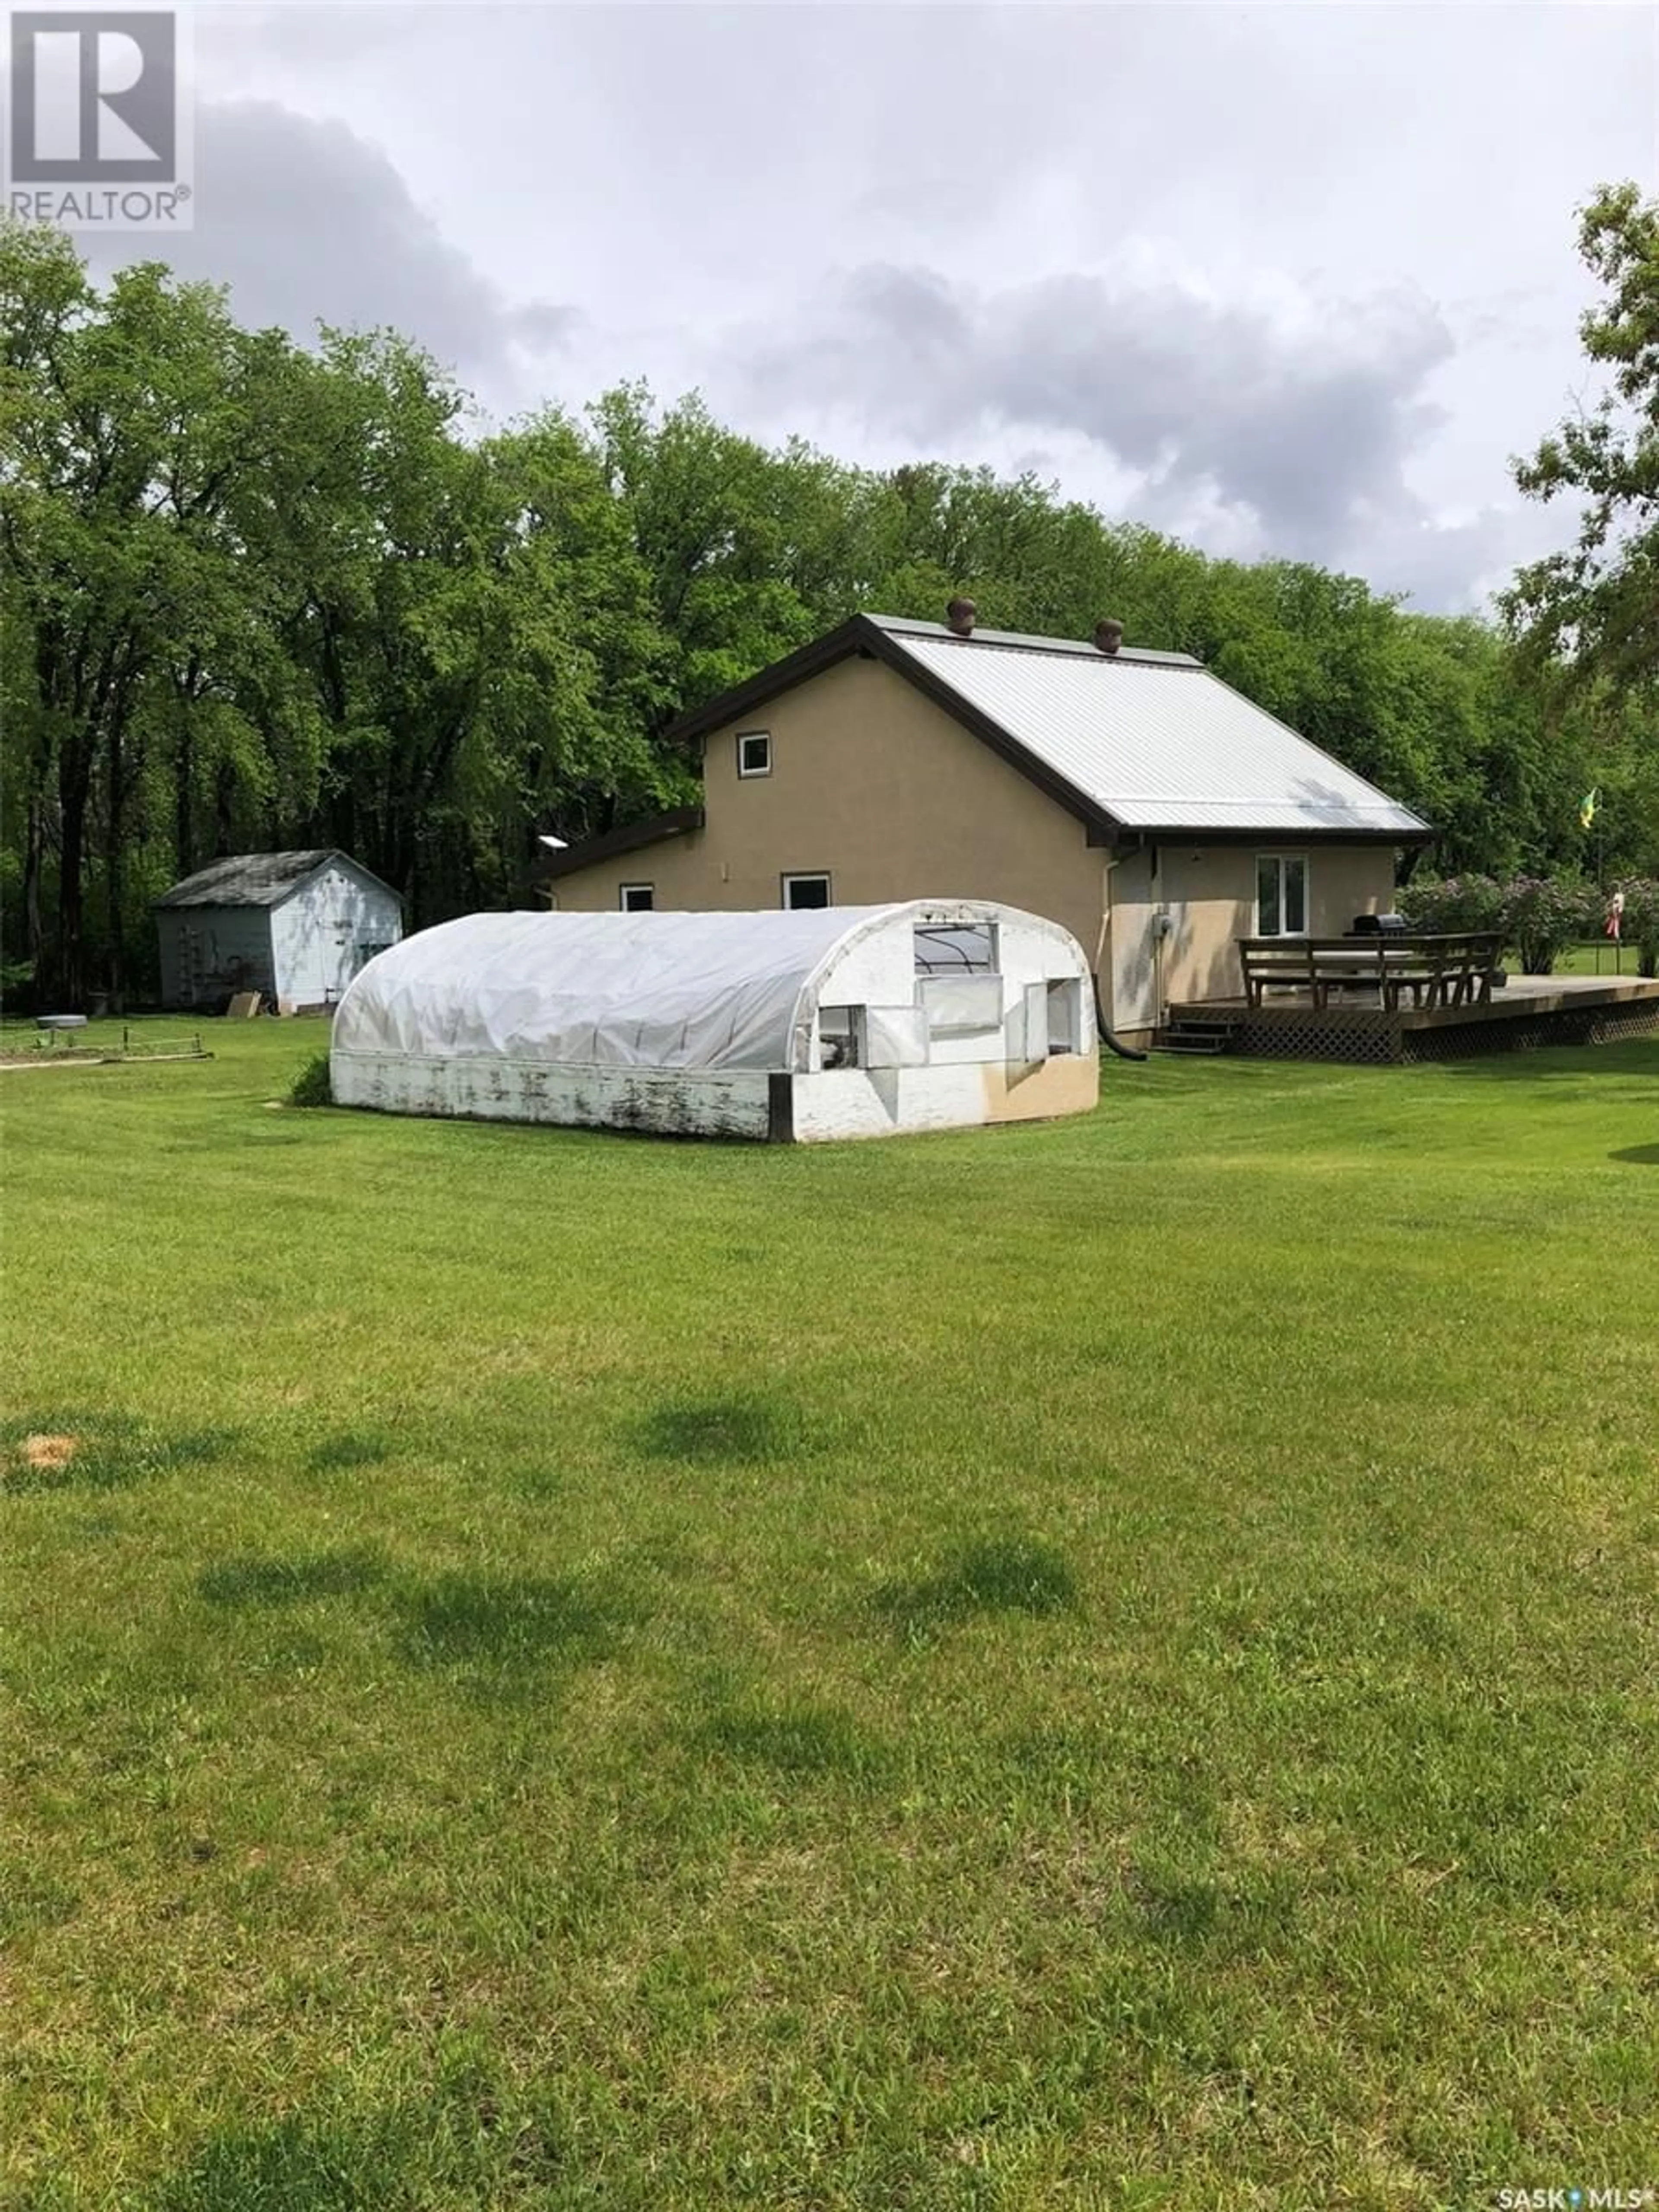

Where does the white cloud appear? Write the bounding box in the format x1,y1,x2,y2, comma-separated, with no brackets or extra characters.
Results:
79,97,578,381
45,0,1656,610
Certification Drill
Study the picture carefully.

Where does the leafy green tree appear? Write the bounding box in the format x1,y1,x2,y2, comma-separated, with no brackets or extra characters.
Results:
1,229,316,1002
10,218,1650,1004
0,235,702,998
1507,183,1659,689
589,386,899,718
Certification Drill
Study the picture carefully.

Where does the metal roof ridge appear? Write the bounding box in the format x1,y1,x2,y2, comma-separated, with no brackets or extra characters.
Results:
868,613,1201,667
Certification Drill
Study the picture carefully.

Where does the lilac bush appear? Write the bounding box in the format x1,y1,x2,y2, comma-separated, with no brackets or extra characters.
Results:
1503,876,1596,974
1398,874,1605,972
1396,874,1506,935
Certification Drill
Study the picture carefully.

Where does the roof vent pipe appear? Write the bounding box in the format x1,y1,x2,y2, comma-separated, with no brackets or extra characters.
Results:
1094,617,1125,656
945,597,977,637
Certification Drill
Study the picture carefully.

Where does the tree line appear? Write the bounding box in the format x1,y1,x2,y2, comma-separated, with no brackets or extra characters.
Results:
3,197,1654,1008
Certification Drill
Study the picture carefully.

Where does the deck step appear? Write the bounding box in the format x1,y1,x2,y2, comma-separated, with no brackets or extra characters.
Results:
1152,1012,1243,1058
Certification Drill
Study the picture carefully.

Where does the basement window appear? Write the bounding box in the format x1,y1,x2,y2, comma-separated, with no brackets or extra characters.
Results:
620,884,655,912
783,873,831,910
737,731,772,778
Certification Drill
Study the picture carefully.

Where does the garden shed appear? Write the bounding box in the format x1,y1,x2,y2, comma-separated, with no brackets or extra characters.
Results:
154,851,403,1013
330,899,1099,1141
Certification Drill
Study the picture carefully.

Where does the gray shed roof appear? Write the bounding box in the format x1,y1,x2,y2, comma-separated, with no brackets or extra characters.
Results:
871,618,1430,839
155,850,403,910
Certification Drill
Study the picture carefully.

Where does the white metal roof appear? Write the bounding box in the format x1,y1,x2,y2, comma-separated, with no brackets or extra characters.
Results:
878,622,1429,837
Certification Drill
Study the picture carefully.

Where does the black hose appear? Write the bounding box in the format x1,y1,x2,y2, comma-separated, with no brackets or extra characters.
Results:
1093,974,1148,1062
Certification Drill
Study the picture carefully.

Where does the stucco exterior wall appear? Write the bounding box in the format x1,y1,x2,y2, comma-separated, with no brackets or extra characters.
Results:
1156,845,1394,1006
550,656,1108,960
1105,849,1159,1032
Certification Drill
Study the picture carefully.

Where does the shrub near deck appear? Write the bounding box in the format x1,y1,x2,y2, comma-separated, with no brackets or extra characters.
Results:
2,1020,1657,2209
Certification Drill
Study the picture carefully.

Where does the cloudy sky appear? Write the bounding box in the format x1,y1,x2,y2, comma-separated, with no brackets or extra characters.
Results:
61,3,1659,612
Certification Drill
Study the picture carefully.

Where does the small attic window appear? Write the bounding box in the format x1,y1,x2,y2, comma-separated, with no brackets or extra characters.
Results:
737,731,772,778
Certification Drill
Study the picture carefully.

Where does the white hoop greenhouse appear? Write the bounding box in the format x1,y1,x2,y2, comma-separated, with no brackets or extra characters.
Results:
330,899,1099,1142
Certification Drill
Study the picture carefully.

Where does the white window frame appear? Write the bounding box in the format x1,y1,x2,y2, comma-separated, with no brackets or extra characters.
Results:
737,730,772,779
619,883,655,912
1255,853,1309,939
782,872,831,911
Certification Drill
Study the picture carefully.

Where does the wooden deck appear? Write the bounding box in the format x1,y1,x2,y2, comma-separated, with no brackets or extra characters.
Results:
1164,972,1659,1063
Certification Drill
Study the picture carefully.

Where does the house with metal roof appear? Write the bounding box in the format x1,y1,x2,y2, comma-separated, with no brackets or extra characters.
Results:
528,606,1432,1042
154,850,403,1013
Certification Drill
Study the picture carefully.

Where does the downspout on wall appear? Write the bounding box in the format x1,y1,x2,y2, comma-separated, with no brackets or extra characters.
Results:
1149,843,1172,1034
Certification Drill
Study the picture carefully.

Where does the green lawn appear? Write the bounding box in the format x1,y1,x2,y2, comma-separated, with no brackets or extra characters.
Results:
3,1022,1657,2212
1524,942,1648,979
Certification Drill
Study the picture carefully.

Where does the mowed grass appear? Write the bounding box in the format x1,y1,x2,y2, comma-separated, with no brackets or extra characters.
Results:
1544,942,1650,979
2,1022,1657,2212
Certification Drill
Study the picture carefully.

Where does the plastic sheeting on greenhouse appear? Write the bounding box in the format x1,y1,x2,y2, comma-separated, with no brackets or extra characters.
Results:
331,906,907,1073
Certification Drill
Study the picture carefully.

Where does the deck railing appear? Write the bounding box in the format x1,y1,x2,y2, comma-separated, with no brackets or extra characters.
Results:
1236,934,1503,1013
